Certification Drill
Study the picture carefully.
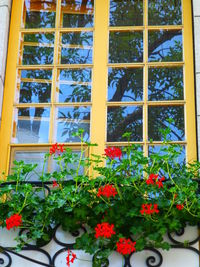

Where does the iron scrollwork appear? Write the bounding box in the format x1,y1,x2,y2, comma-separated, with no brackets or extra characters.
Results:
0,181,199,267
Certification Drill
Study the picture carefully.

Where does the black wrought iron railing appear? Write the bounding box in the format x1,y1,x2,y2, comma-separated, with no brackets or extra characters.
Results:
0,181,199,267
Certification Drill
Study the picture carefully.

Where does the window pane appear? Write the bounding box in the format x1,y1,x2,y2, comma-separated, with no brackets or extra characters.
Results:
148,30,182,62
21,33,54,65
107,106,143,142
148,145,185,165
148,67,183,101
109,31,143,63
13,151,48,180
23,0,56,28
57,68,91,102
13,108,50,143
148,106,185,141
51,150,84,179
148,0,182,26
108,68,143,102
55,106,90,142
17,69,52,103
110,0,143,26
61,0,94,28
61,32,93,64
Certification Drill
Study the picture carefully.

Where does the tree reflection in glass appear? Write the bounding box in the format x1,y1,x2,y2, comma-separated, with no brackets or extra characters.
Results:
56,107,90,142
107,106,143,142
22,33,54,65
23,0,56,29
61,0,94,28
108,68,143,102
148,106,185,141
109,31,143,63
110,0,143,26
18,69,52,103
61,32,93,64
148,30,182,62
58,68,91,102
148,0,182,26
148,67,183,101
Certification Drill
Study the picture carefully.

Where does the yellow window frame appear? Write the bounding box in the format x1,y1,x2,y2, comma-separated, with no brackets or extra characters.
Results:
0,0,197,174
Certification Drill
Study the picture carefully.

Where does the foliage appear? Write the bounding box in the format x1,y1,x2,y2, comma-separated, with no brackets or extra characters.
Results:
1,129,200,264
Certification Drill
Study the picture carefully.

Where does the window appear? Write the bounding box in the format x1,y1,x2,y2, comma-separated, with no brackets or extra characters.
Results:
0,0,196,174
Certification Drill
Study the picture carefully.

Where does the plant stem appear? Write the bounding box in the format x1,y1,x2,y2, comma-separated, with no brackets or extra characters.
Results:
18,191,29,214
166,162,181,191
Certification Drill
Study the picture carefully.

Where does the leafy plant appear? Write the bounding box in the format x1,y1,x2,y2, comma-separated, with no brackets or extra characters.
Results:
1,129,200,265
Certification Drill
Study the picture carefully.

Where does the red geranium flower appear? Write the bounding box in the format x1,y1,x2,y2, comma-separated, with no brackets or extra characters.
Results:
176,204,184,210
66,250,77,267
6,214,22,230
140,204,159,215
104,147,122,160
95,222,116,239
97,184,118,198
50,143,65,155
156,177,165,188
146,174,158,185
53,180,59,188
116,238,136,255
146,174,165,188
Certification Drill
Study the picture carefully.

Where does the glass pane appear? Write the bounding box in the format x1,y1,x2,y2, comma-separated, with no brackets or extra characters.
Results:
110,0,143,26
148,0,182,26
148,106,185,141
107,106,143,142
17,69,52,103
108,68,143,102
23,0,56,28
57,68,91,102
56,106,90,142
109,31,143,63
148,145,185,165
148,30,182,62
61,0,94,28
13,107,50,143
51,150,84,179
21,33,54,65
148,67,183,101
61,32,93,64
13,151,48,180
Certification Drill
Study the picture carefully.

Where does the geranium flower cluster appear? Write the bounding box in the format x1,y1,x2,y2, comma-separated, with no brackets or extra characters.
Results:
97,184,118,198
140,204,159,215
116,238,136,255
176,204,184,210
66,250,76,267
95,222,116,238
104,147,122,160
50,143,65,155
146,174,165,188
53,180,59,188
6,214,22,230
95,223,136,255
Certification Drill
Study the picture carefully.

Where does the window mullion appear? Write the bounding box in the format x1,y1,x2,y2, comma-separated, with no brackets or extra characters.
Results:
49,0,61,144
90,0,109,156
182,0,196,161
144,0,148,157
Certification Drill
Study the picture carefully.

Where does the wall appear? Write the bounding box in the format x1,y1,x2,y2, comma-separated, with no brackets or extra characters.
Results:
0,226,199,267
193,0,200,159
0,0,12,124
